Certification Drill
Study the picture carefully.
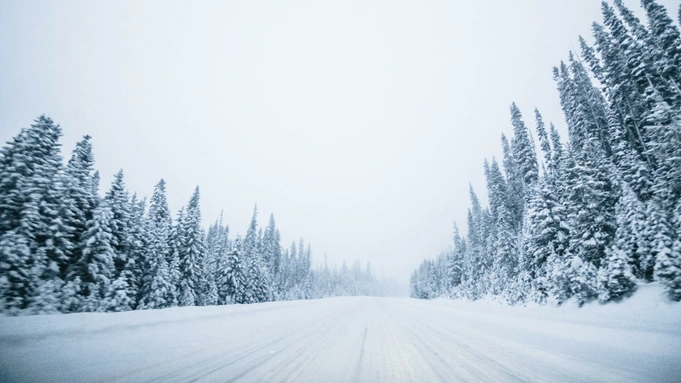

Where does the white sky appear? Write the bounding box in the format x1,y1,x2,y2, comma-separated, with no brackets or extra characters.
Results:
1,0,678,283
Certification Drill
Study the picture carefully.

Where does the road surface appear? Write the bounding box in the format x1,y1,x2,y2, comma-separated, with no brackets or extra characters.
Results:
1,295,680,382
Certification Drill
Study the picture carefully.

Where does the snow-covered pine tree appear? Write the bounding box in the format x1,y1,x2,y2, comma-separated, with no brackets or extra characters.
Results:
60,135,99,311
549,123,564,174
603,3,659,106
655,233,681,301
71,201,116,312
273,229,282,281
510,103,540,189
209,213,230,305
565,137,619,270
301,244,313,298
639,99,681,294
241,205,269,301
202,212,229,306
276,247,291,298
566,255,599,307
126,194,148,308
447,223,466,297
523,177,569,302
0,116,66,314
177,187,206,306
220,237,247,304
63,136,98,245
501,134,524,228
262,214,281,279
598,184,640,303
464,186,487,299
102,273,134,312
640,0,681,94
105,170,131,277
0,231,39,314
138,179,176,309
244,254,270,303
167,207,184,300
243,205,259,262
284,241,299,297
484,158,517,299
607,110,653,201
297,238,307,287
534,109,553,175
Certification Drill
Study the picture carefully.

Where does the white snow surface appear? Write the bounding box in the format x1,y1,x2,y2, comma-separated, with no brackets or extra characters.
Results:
1,284,680,382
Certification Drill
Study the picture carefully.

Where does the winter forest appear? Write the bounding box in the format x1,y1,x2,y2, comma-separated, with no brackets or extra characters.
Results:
0,118,390,316
411,0,681,305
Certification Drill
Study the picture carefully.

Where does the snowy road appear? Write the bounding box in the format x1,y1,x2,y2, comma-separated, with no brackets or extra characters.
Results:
1,292,680,382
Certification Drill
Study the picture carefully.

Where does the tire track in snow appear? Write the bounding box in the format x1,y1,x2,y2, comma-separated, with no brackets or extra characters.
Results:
396,311,529,383
261,312,354,382
152,310,346,382
103,304,350,382
350,327,369,382
208,309,353,382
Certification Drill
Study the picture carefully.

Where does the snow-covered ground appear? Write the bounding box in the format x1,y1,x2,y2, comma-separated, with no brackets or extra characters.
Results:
1,284,680,382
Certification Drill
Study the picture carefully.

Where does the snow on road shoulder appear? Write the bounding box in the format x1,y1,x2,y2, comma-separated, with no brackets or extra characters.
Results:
428,282,681,332
0,297,348,341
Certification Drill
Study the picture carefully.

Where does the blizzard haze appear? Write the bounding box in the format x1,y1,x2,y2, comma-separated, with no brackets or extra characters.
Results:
1,0,676,282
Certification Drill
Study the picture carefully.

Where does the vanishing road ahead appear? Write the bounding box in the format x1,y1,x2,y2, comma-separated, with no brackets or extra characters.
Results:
1,295,680,382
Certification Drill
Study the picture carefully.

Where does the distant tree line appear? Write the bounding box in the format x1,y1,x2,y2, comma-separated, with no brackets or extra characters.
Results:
0,119,387,315
411,0,681,304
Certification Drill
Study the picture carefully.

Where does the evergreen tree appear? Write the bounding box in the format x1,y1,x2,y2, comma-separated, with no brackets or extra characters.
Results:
510,103,539,187
522,179,568,303
464,186,490,299
126,194,148,308
0,116,66,314
105,170,131,275
0,231,40,314
245,254,270,303
447,223,466,297
102,273,134,312
167,208,184,301
243,204,259,261
138,180,176,309
60,136,99,310
549,123,564,173
534,109,553,174
566,255,599,306
64,135,98,242
641,0,681,90
262,214,281,277
598,185,640,302
221,238,247,303
71,202,116,312
607,110,654,201
501,134,524,228
564,138,619,269
654,237,681,301
177,187,206,306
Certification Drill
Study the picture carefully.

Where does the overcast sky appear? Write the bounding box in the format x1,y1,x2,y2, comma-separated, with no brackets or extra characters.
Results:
1,0,678,283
